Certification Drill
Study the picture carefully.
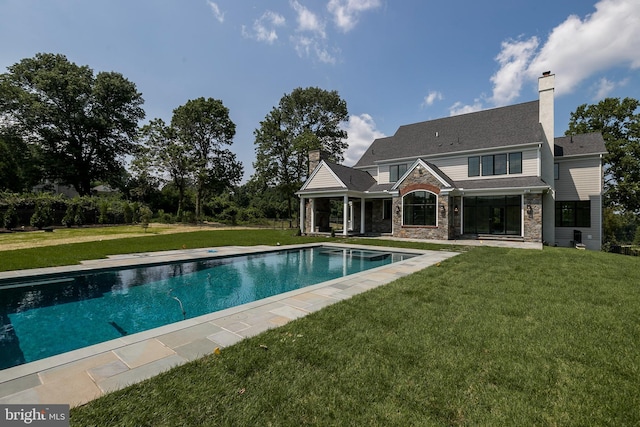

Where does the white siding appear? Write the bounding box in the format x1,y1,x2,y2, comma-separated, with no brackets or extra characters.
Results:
433,147,540,181
306,165,343,189
378,165,390,184
554,157,603,251
555,158,602,199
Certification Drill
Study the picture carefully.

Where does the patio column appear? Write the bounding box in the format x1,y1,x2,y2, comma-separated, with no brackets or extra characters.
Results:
360,198,365,234
311,199,316,233
299,197,305,234
343,195,349,236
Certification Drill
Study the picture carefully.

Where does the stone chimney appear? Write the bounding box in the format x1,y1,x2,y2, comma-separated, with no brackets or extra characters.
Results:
308,149,330,176
539,71,555,246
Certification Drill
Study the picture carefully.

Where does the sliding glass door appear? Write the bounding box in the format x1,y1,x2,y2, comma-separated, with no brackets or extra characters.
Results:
463,196,521,235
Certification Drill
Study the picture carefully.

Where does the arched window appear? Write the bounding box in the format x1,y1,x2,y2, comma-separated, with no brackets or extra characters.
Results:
403,191,437,226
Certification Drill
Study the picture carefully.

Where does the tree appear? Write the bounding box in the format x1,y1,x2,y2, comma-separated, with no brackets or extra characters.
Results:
0,53,145,195
137,118,192,216
170,97,242,220
138,99,243,220
566,97,640,214
253,87,349,218
0,126,41,192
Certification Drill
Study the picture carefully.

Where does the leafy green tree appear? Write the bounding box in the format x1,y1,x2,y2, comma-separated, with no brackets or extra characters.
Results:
0,127,40,192
253,87,348,218
566,97,640,214
137,119,191,215
0,53,145,195
171,97,242,220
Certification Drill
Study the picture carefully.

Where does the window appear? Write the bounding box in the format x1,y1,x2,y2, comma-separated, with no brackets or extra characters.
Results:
554,163,559,180
468,156,480,177
403,191,437,226
482,155,494,176
382,199,392,219
555,201,591,227
389,164,407,182
474,152,522,176
509,152,522,174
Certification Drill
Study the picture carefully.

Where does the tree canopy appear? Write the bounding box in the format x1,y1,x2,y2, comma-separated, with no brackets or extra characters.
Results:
253,87,348,217
0,53,145,195
566,97,640,214
137,98,243,219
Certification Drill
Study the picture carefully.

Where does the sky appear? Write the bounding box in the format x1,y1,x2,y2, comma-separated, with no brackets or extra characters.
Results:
1,0,639,182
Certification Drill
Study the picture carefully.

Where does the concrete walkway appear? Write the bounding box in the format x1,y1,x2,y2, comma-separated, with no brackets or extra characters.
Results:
0,243,459,408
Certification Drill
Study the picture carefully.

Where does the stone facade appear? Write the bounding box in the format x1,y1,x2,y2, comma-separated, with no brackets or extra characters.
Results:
523,193,543,243
392,165,451,240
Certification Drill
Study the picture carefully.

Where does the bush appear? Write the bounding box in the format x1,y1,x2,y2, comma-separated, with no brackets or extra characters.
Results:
3,204,18,230
62,204,75,227
30,201,53,229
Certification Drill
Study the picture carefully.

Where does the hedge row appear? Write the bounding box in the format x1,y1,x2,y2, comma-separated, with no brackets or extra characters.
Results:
0,193,152,230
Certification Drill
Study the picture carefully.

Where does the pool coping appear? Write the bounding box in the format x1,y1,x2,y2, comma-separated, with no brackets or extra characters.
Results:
0,243,460,407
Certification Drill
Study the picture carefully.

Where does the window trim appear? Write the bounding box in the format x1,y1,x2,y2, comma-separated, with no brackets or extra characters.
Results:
555,200,591,228
468,156,480,177
402,190,438,227
471,152,523,177
389,163,408,183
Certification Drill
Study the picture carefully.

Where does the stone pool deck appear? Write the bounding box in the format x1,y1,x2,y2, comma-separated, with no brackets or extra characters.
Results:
0,243,459,408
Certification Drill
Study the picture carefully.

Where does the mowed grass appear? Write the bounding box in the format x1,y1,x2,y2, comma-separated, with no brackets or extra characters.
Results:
0,228,458,272
66,245,640,426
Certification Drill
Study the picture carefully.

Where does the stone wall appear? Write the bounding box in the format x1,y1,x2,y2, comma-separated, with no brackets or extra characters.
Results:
523,193,543,243
392,165,450,240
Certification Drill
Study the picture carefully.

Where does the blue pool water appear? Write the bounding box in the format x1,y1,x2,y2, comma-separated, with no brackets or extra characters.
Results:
0,246,414,370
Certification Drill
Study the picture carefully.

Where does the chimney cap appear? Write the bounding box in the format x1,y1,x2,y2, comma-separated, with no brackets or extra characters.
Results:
542,71,551,76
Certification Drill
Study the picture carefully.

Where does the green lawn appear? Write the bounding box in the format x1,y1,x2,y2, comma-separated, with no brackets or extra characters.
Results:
2,229,637,425
0,228,457,272
65,242,639,426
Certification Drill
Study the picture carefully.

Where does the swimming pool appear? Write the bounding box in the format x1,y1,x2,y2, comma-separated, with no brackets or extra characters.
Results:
0,246,415,370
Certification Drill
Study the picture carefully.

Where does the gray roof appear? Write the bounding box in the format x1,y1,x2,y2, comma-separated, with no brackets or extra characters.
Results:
554,132,606,157
325,161,377,191
355,101,543,167
453,176,549,191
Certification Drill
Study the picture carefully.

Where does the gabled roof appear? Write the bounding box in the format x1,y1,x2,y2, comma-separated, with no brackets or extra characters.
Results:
554,132,607,157
391,159,455,191
326,161,377,191
355,101,543,167
297,160,377,195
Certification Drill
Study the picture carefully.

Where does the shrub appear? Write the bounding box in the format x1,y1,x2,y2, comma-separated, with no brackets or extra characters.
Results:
30,201,53,229
62,204,75,227
123,203,133,224
3,204,18,230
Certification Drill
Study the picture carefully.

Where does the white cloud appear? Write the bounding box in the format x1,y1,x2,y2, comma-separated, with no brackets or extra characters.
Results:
593,77,616,100
291,35,337,64
291,1,326,38
490,37,539,106
244,11,286,44
206,1,224,23
592,77,629,100
422,91,443,107
449,100,484,116
327,0,381,33
342,113,385,166
490,0,640,103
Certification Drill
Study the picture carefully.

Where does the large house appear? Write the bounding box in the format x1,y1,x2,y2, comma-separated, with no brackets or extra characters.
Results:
296,73,607,250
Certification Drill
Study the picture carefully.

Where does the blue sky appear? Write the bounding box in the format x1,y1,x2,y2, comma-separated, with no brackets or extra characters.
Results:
1,0,639,181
